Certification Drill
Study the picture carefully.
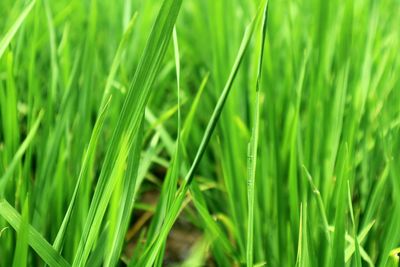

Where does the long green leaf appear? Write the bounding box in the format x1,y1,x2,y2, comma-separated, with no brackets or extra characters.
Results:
72,0,183,265
137,5,265,265
0,0,36,59
0,110,43,196
246,2,268,266
12,196,29,267
347,181,361,267
0,199,70,267
52,98,111,251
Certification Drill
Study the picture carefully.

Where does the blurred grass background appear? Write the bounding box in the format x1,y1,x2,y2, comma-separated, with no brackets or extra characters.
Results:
0,0,399,266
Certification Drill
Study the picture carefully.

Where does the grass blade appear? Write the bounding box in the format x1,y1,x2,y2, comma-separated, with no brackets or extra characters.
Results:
246,2,268,266
0,199,70,267
0,0,36,59
347,181,361,267
72,0,183,265
137,5,266,265
12,196,29,267
0,110,43,196
52,99,111,251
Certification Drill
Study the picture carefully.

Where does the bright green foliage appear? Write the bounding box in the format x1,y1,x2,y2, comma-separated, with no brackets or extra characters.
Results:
0,0,399,266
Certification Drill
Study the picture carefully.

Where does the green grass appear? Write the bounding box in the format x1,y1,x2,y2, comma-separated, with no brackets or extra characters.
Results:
0,0,400,266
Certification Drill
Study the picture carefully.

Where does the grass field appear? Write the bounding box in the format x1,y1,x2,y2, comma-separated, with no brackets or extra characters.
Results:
1,0,400,266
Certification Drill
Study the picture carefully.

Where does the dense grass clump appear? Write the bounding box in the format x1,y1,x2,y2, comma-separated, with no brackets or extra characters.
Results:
0,0,399,266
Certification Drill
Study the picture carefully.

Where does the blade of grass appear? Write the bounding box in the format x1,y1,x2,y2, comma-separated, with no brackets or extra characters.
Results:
190,181,237,257
0,110,43,196
0,199,70,267
246,2,268,266
12,196,29,267
295,203,310,267
137,4,266,265
52,98,111,251
329,144,349,267
347,180,361,267
53,9,137,259
72,133,130,267
302,165,331,244
344,220,375,262
72,0,183,265
86,224,109,267
180,73,209,144
0,0,36,59
103,120,144,267
139,26,183,265
99,12,138,109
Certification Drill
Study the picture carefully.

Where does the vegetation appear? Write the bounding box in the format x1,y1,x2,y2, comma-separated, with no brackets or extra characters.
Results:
0,0,399,266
